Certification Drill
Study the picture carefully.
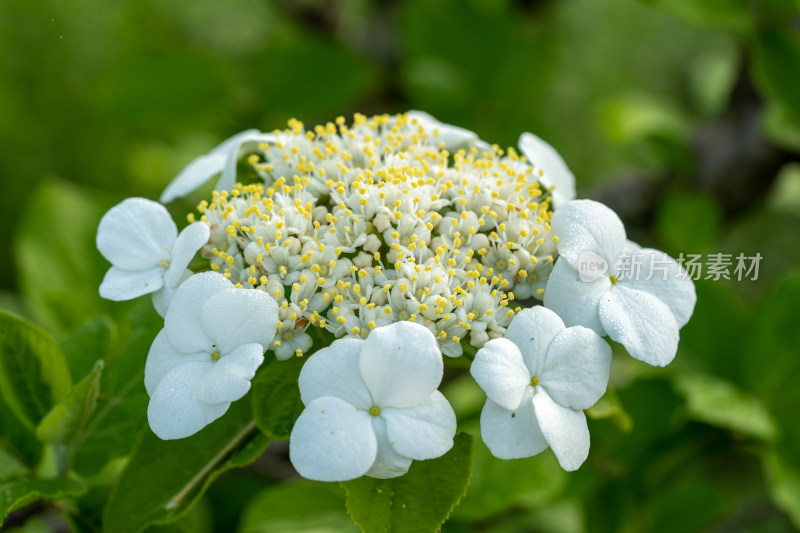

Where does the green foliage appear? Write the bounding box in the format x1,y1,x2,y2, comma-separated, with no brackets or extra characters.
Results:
58,316,114,384
253,35,378,124
1,0,800,530
103,400,267,533
586,386,633,433
763,448,800,529
754,26,800,125
0,477,87,524
92,51,233,132
36,360,103,445
640,0,753,33
0,311,71,431
240,482,357,533
656,191,722,254
342,433,473,533
13,180,111,334
672,373,778,441
452,439,566,522
252,356,305,441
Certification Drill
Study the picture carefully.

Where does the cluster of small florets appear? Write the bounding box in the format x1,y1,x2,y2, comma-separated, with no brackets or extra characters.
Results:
188,113,558,358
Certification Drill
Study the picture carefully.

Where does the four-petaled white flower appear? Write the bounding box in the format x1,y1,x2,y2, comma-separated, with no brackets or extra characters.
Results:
470,306,611,471
145,272,278,439
97,197,210,316
518,132,577,208
543,199,696,366
289,321,457,481
160,129,277,203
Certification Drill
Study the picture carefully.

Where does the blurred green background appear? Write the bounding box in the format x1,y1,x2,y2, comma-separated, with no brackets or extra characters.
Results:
2,0,800,531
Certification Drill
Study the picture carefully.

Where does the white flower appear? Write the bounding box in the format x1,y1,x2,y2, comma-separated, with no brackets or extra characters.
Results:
160,130,276,203
97,197,209,316
144,272,278,439
470,306,611,471
543,199,696,366
518,132,576,208
408,110,491,152
289,321,457,481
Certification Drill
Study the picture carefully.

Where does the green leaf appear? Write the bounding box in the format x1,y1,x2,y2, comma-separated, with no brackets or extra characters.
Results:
59,316,114,382
599,93,690,146
754,26,800,125
452,438,566,522
744,274,800,457
251,356,305,440
0,395,42,470
586,386,633,434
0,476,86,525
640,0,752,33
240,481,357,533
36,360,103,445
762,447,800,529
0,445,29,481
72,301,161,477
71,390,148,477
672,373,777,441
655,191,722,254
0,311,72,431
13,180,110,334
341,433,473,533
254,35,377,122
103,400,266,533
91,51,232,131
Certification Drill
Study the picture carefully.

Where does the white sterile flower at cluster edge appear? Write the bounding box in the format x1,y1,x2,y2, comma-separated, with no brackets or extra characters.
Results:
543,199,696,366
160,129,277,204
407,110,491,152
96,197,210,316
289,321,457,481
470,306,611,471
518,132,577,208
145,271,278,439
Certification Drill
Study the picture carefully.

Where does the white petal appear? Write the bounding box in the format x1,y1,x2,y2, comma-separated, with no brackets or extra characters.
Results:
298,337,372,409
550,199,626,269
160,152,227,204
144,330,207,395
289,396,376,482
504,306,565,378
200,287,278,354
408,110,478,150
359,322,443,408
382,391,456,461
210,129,262,156
618,249,696,328
366,416,412,479
471,338,531,411
216,132,277,192
196,343,264,404
599,285,679,367
165,222,209,288
99,266,164,301
540,327,611,410
480,393,548,460
147,361,225,440
543,259,609,335
165,272,232,354
151,269,193,317
97,198,177,270
532,389,589,471
518,132,576,207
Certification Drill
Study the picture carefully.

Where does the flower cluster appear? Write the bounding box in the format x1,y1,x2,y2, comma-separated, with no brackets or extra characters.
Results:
96,111,696,480
189,112,560,359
